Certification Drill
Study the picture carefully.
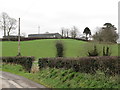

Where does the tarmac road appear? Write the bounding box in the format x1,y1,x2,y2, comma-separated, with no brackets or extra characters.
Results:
0,71,47,89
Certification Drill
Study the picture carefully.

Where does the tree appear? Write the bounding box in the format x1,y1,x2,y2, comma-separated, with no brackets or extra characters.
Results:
93,23,119,43
55,41,64,57
61,28,64,37
61,27,70,38
0,12,9,36
66,29,69,38
45,31,49,34
103,23,116,30
83,27,91,40
7,17,17,37
70,26,78,38
61,27,67,38
0,12,17,38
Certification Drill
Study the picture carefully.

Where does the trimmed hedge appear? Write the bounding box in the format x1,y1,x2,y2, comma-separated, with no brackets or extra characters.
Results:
38,56,120,75
0,37,60,41
1,56,35,72
0,37,90,42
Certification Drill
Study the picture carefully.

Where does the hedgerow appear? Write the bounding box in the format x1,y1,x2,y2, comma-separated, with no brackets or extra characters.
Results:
0,37,89,41
38,56,120,75
1,56,35,72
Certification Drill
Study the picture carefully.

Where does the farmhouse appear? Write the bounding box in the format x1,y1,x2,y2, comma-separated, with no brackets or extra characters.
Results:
28,33,62,38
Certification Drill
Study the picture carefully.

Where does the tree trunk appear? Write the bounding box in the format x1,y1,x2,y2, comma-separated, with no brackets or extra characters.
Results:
7,31,10,41
86,34,88,40
4,29,6,36
3,21,6,36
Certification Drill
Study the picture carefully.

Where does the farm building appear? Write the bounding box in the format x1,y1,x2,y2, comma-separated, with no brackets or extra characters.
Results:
28,33,62,38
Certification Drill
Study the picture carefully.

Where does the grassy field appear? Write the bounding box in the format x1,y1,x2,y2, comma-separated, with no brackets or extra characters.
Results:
1,39,119,88
2,64,120,88
1,39,119,59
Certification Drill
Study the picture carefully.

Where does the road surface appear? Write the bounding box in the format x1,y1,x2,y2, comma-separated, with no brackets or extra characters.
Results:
0,71,47,89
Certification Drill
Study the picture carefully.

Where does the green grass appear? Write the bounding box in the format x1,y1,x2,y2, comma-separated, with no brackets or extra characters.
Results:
1,39,119,59
2,64,120,88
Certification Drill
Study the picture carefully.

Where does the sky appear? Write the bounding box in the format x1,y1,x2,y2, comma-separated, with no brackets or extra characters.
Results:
0,0,119,37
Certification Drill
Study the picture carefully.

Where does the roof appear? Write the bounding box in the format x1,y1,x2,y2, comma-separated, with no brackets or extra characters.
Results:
28,33,61,36
29,33,59,35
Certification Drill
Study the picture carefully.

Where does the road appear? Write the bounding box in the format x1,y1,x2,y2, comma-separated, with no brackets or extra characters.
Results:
0,71,47,89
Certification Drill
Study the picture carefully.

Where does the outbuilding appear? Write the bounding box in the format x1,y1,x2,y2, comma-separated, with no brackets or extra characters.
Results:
28,33,62,38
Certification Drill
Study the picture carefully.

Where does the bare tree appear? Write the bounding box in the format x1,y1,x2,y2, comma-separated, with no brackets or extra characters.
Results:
61,27,68,38
66,29,69,38
7,17,17,37
70,26,78,38
0,12,17,38
63,28,67,37
0,12,9,36
61,27,64,37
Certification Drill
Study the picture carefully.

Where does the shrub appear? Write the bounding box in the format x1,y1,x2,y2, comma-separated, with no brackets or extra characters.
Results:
55,41,64,57
103,46,111,56
1,56,35,73
87,45,99,56
38,56,120,75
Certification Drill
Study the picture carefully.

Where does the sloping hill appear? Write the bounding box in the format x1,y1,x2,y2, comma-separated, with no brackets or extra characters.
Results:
2,39,118,58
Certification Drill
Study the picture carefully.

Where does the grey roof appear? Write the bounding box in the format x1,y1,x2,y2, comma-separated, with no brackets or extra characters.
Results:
28,33,62,37
28,33,60,36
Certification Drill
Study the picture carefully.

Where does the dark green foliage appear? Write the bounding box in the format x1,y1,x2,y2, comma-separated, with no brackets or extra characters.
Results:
38,56,120,75
17,52,21,56
96,56,120,75
55,41,64,57
83,27,91,40
1,56,34,72
103,46,111,56
88,45,99,56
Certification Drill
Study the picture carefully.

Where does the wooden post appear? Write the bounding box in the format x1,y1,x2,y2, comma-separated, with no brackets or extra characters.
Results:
17,18,21,56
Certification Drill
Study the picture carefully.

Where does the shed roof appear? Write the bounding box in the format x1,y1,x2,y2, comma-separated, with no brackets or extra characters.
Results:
28,33,61,36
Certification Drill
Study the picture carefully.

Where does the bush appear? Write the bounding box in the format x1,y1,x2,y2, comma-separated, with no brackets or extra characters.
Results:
1,56,35,73
38,56,120,75
55,41,64,57
103,46,111,56
87,45,99,56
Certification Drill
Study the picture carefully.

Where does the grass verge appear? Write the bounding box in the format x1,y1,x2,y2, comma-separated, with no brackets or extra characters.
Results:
2,64,120,88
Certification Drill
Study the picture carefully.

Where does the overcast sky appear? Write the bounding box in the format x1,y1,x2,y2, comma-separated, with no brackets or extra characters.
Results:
0,0,119,37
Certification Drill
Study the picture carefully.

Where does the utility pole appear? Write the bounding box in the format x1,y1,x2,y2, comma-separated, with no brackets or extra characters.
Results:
38,26,40,34
17,18,21,56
